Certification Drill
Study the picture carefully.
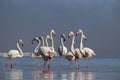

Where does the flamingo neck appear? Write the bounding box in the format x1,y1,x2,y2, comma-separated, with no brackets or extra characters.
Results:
41,37,44,46
80,33,84,54
34,39,40,53
71,34,75,53
50,32,54,48
61,36,64,47
46,36,49,47
17,42,23,57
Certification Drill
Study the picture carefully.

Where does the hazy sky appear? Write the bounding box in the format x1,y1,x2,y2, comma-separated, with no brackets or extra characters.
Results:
0,0,120,57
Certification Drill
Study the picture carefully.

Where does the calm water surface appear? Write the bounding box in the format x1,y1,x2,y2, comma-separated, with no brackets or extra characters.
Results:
0,56,120,80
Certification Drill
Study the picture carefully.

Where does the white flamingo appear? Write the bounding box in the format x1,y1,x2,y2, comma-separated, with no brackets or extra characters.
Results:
6,39,24,69
48,29,57,56
57,34,67,67
31,37,42,67
43,29,57,70
76,29,96,68
65,31,75,70
39,36,54,71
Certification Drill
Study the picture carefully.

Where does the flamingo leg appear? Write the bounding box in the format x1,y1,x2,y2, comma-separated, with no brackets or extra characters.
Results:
47,60,50,71
37,58,40,69
86,58,90,71
10,59,13,69
6,59,10,69
76,59,80,71
60,56,62,67
32,59,38,68
69,61,72,70
76,59,78,68
43,61,47,71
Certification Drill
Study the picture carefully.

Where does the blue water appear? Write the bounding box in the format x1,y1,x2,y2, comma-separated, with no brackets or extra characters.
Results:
0,56,120,80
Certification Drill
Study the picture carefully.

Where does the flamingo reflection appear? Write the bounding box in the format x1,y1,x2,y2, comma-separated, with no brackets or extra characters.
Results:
5,69,23,80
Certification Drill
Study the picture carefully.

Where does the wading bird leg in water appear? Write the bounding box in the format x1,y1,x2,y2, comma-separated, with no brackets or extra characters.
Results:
6,58,13,69
76,59,80,71
60,56,62,67
10,59,13,69
32,59,38,68
37,58,40,69
86,58,90,71
43,60,47,71
69,61,72,70
47,60,50,71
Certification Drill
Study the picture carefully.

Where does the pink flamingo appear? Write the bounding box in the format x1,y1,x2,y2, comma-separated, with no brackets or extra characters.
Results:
76,29,96,68
31,37,42,68
65,31,75,70
57,34,67,67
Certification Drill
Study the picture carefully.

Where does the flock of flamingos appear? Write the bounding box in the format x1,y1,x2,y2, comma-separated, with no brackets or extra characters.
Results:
0,29,96,71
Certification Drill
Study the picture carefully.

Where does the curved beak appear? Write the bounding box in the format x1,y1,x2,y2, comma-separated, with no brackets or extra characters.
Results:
83,35,87,40
53,32,56,36
76,32,78,36
21,43,24,46
63,37,66,42
32,38,35,44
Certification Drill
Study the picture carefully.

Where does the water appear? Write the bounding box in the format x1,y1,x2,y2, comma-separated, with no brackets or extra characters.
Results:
0,56,120,80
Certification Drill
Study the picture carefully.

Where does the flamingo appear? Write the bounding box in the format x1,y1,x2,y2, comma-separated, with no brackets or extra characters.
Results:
65,31,75,70
6,39,24,69
57,34,68,67
76,29,96,68
48,29,57,56
31,37,42,67
38,36,54,71
44,29,57,70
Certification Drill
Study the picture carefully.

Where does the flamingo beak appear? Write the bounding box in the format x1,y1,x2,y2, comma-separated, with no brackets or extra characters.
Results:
32,38,36,44
68,35,70,38
93,53,96,56
83,35,87,40
76,32,78,36
20,40,24,46
22,44,24,46
63,37,66,42
54,32,57,36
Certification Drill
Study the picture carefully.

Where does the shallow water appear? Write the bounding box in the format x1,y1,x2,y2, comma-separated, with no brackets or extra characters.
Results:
0,56,120,80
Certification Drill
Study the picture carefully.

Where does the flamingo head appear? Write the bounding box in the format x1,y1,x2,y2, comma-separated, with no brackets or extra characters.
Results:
83,34,87,40
68,31,74,38
61,34,66,42
38,36,44,41
50,29,56,36
76,29,83,36
93,53,96,56
46,35,51,41
18,39,24,46
32,37,39,44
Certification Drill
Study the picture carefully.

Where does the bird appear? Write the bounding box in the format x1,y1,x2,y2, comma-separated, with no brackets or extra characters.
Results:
6,39,24,69
76,29,96,68
57,34,68,67
65,31,75,70
31,37,42,67
38,36,54,71
48,29,57,56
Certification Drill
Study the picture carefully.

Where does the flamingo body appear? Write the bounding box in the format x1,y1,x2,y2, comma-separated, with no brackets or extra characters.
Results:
82,47,96,58
65,51,75,61
58,46,67,56
8,50,21,58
